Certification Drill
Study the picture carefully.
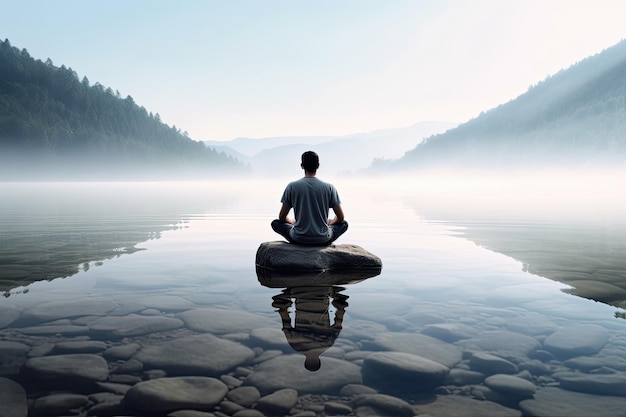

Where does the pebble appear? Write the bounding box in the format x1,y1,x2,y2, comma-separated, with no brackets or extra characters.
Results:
30,393,89,416
351,394,415,417
469,351,519,375
21,354,109,390
51,340,107,354
484,374,537,400
543,324,609,358
413,394,521,417
458,330,541,359
123,376,228,413
88,314,184,337
178,308,275,334
367,332,462,367
133,333,255,375
519,387,626,417
19,299,117,324
103,342,141,360
555,371,626,396
226,386,261,407
255,388,298,415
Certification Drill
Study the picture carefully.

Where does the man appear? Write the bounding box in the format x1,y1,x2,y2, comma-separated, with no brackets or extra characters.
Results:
271,151,348,245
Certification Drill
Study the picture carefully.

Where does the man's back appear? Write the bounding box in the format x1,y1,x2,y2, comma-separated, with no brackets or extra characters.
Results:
281,177,340,244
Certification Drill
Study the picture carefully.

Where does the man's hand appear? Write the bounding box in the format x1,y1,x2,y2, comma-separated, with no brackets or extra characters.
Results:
328,204,344,225
278,202,295,224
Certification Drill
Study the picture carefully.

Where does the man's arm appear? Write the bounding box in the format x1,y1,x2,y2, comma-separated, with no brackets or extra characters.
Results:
328,204,344,225
278,202,295,224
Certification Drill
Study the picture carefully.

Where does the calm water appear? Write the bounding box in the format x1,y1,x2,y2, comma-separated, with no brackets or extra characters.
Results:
1,177,626,416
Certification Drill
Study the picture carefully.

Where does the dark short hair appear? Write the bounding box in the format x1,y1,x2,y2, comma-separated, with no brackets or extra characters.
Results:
301,151,320,172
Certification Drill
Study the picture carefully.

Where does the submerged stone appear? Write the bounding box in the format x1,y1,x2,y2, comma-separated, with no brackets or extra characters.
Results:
361,351,449,393
243,354,361,395
543,324,609,358
519,387,626,417
255,241,382,272
21,354,109,390
414,394,521,417
123,377,228,413
0,377,27,417
133,333,255,376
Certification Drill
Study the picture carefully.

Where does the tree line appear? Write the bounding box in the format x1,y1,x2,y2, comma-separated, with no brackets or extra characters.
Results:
385,39,626,170
0,39,244,178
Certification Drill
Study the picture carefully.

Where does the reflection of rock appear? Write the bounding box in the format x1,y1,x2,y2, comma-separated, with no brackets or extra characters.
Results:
256,266,380,288
255,241,382,271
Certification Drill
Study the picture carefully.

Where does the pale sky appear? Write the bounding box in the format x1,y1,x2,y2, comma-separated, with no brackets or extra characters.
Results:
1,0,624,141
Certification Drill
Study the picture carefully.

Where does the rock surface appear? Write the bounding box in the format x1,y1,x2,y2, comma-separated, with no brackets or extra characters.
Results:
255,241,382,272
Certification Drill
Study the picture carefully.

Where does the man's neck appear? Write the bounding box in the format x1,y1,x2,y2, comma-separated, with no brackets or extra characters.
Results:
304,170,317,178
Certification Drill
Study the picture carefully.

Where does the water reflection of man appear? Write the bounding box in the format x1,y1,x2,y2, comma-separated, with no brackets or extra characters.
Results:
272,286,348,371
271,151,348,245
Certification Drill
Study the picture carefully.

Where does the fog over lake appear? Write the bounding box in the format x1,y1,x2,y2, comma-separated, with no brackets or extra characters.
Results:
1,172,625,416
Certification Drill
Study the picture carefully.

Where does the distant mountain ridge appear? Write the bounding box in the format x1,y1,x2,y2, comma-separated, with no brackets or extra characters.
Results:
382,39,626,171
205,121,457,176
0,39,244,180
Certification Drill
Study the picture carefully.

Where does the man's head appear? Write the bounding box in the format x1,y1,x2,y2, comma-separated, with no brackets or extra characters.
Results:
301,151,320,173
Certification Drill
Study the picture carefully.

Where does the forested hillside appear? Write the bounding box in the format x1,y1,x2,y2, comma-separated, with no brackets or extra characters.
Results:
382,39,626,171
0,39,243,179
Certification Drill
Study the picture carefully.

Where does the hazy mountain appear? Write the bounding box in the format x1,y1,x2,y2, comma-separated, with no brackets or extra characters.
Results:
379,39,626,172
205,121,456,176
0,39,245,180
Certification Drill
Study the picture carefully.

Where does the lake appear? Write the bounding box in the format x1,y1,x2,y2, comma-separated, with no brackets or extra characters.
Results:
1,175,626,417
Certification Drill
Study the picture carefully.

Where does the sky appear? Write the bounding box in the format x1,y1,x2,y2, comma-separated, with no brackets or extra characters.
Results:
1,1,625,141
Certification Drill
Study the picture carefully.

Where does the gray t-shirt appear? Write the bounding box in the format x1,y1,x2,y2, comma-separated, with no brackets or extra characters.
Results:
281,177,341,244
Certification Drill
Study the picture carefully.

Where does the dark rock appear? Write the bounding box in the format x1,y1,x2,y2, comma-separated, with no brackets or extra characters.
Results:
30,394,89,416
255,241,382,272
362,351,449,393
0,377,27,417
